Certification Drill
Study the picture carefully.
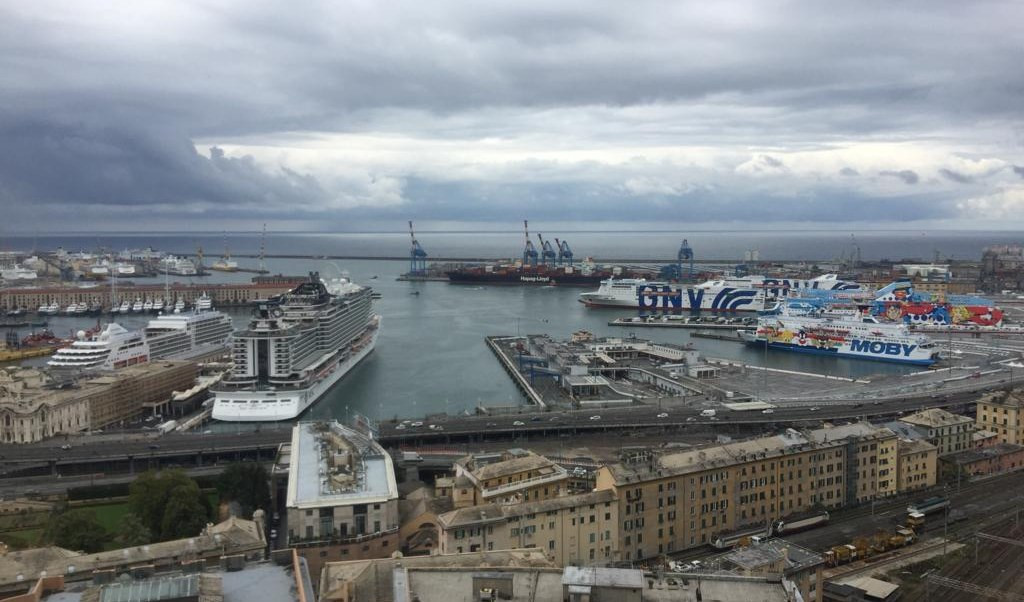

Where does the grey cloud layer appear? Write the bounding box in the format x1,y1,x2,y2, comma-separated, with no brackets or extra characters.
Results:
1,1,1023,229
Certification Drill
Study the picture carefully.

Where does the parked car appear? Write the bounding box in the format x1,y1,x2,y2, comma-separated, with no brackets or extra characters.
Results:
589,415,601,421
657,413,669,418
513,421,525,426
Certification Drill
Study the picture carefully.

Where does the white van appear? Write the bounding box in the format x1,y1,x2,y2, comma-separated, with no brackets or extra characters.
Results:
700,409,717,417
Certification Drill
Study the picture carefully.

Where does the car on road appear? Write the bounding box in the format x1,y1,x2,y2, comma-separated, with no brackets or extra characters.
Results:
60,444,72,450
761,409,774,414
530,416,542,422
657,413,669,418
686,417,696,422
513,421,525,426
410,421,424,427
810,406,820,411
148,444,160,450
486,422,497,427
589,415,601,421
395,424,407,430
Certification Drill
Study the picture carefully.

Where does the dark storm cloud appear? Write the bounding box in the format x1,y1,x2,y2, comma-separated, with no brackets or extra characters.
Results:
939,168,973,183
879,170,920,185
0,1,1022,229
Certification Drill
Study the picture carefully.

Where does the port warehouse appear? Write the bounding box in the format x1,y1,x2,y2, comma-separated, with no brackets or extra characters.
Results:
0,361,197,444
0,275,304,311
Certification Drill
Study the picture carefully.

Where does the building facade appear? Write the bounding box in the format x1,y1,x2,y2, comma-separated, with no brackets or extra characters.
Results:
896,439,937,493
899,408,974,455
437,490,620,566
284,422,400,582
452,450,569,508
976,390,1024,445
940,443,1024,478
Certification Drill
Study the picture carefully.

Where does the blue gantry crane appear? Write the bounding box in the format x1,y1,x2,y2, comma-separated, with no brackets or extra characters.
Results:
522,220,539,266
408,220,428,275
537,233,557,266
658,237,696,281
555,238,574,266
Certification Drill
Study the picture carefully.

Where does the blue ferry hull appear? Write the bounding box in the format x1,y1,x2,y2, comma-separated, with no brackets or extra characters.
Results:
751,340,937,366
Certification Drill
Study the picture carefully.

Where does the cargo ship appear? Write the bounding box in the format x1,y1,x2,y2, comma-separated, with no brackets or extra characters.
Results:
446,260,644,286
739,303,939,365
579,274,861,311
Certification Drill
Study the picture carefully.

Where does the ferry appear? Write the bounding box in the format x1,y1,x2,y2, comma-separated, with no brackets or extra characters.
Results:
739,304,939,365
579,274,861,311
143,304,233,361
211,273,379,421
48,323,150,371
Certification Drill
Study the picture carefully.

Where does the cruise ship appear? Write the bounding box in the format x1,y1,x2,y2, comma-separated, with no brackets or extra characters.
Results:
143,308,234,361
211,273,380,421
739,304,939,365
579,274,861,311
48,323,150,370
161,256,198,276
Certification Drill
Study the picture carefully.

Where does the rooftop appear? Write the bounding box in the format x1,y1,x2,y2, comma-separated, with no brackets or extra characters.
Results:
979,389,1024,408
942,442,1024,465
901,408,973,428
718,539,824,574
561,566,644,589
469,453,557,482
808,422,895,444
898,438,937,456
439,490,614,529
286,421,398,509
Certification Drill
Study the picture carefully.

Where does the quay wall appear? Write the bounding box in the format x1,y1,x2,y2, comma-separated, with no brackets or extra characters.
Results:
0,277,306,311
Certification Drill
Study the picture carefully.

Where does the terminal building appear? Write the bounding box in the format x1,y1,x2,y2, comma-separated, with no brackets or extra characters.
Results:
0,361,198,443
283,421,400,582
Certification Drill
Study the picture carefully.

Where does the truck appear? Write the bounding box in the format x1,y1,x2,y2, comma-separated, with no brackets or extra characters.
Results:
700,409,717,417
825,528,916,566
907,496,949,516
771,510,830,536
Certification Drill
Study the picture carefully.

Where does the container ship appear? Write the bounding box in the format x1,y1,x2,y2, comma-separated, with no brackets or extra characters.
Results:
739,304,939,365
211,273,379,422
579,274,861,311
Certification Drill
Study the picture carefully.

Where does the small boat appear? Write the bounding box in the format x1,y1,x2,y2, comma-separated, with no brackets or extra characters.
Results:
152,298,165,313
143,299,154,312
195,293,213,312
119,300,130,313
370,275,378,280
410,291,420,296
174,298,185,313
87,303,103,315
131,299,144,313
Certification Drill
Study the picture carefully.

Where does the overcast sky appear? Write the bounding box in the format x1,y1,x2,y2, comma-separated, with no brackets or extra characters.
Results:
1,1,1023,232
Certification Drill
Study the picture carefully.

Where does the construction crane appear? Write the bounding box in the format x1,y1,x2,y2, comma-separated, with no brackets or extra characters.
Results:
555,238,574,266
522,220,538,266
678,239,694,279
408,221,428,275
537,233,557,266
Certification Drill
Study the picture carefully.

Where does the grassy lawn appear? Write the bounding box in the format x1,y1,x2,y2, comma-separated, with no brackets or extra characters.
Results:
73,492,221,550
2,527,44,549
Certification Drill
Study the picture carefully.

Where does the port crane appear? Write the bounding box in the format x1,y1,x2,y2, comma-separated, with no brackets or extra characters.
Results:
537,233,557,266
522,220,538,266
408,221,428,275
554,238,574,266
678,239,694,278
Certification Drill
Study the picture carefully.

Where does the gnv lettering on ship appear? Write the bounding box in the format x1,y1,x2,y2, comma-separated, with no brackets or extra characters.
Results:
849,340,917,357
637,285,703,309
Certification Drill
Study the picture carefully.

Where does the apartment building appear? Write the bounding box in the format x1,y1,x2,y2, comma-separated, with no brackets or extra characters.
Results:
284,422,400,581
899,408,974,455
595,429,848,561
896,439,938,493
452,449,569,508
976,389,1024,445
437,490,620,566
808,423,899,503
940,443,1024,478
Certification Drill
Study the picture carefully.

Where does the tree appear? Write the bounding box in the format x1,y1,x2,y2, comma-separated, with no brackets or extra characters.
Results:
128,470,210,540
115,513,152,547
45,509,107,553
216,463,272,518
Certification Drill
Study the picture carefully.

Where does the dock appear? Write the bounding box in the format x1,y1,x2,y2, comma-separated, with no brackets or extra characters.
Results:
608,317,750,330
484,335,547,408
689,330,745,342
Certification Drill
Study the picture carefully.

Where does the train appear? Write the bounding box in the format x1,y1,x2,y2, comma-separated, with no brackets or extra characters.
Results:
711,510,830,549
824,527,917,566
907,496,949,516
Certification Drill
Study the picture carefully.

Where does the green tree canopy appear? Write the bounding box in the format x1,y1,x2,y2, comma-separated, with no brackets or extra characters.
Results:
45,509,107,553
128,470,210,540
115,512,152,548
216,463,272,518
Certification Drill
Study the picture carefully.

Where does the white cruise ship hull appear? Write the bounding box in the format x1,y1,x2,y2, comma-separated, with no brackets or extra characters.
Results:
211,318,380,422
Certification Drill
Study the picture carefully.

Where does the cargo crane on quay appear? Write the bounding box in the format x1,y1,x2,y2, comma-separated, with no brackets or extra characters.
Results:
555,238,573,266
522,220,539,266
408,220,428,276
537,232,557,266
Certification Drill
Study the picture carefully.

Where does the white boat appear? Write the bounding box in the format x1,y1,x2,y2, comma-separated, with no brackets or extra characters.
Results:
173,298,186,313
579,274,861,311
210,258,239,272
212,274,379,421
115,263,136,276
143,299,154,312
195,292,213,312
63,304,78,315
144,308,233,360
0,265,38,281
152,298,165,313
161,256,198,276
119,300,130,313
89,262,110,277
47,323,150,371
740,303,939,365
131,299,144,313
